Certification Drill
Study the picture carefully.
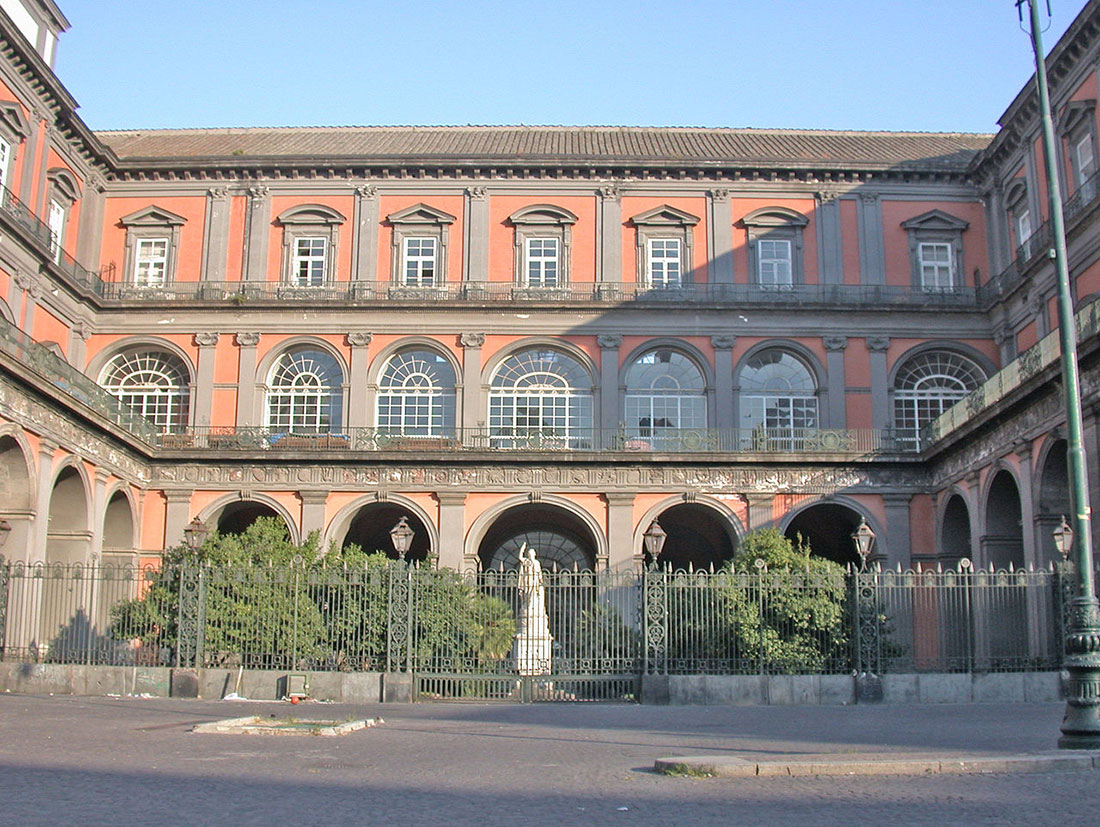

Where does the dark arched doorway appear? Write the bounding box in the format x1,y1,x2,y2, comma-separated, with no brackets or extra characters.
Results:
342,503,431,562
478,504,597,571
646,504,736,570
941,494,971,561
984,470,1024,569
784,503,863,567
216,501,284,537
1037,440,1069,565
0,435,32,561
46,467,91,565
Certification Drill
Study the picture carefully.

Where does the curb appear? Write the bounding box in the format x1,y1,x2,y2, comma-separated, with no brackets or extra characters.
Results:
654,752,1100,778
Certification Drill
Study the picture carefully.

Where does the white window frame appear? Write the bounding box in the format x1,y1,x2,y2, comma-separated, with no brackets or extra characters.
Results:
47,198,65,263
100,349,191,434
402,237,438,287
646,238,682,288
0,136,10,192
1017,209,1033,258
133,237,170,287
757,239,792,287
292,236,328,286
524,237,560,288
918,241,955,291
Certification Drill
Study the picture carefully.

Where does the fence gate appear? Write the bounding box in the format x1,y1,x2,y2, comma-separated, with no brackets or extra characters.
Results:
407,567,642,702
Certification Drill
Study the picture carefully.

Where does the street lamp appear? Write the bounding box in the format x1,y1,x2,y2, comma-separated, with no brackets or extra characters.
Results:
851,518,876,570
0,518,11,549
643,519,667,568
182,517,208,551
389,516,414,561
1053,516,1073,562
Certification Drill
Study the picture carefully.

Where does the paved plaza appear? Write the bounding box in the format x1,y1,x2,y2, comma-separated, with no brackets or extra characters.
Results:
0,694,1098,824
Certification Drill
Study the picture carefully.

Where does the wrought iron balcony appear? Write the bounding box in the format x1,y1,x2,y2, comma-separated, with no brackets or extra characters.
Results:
155,425,914,455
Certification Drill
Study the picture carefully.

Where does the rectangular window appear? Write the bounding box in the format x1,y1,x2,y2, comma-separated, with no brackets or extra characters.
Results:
757,239,792,286
0,137,10,192
292,237,327,286
134,237,169,287
647,238,681,287
1076,134,1096,200
47,199,65,263
918,242,954,290
403,237,437,286
1016,209,1032,259
525,238,559,287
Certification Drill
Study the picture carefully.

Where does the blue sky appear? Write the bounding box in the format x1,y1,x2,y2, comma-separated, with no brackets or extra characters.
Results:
54,1,1081,134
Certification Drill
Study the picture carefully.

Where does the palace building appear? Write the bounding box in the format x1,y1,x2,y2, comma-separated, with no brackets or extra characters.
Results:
2,0,1100,575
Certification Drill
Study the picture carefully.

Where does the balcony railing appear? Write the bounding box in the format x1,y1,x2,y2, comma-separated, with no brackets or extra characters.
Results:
94,278,981,308
154,426,912,455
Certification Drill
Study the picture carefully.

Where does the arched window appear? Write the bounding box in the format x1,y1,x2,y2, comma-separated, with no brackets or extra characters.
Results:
894,350,985,448
100,349,190,433
266,347,343,433
739,349,817,449
624,349,706,449
489,349,593,448
376,349,457,438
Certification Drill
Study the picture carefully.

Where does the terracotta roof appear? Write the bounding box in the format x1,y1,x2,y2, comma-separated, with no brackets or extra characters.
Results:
94,126,992,170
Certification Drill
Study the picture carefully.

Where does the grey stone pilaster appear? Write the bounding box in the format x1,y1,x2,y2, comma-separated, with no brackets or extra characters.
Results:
299,491,328,542
866,336,891,430
200,187,231,282
68,320,91,371
605,492,636,573
857,193,886,285
35,122,51,215
823,336,848,429
347,332,372,428
598,335,622,433
464,187,488,282
460,333,484,436
193,332,219,427
436,491,467,571
90,469,109,563
75,173,106,272
163,489,194,550
881,493,912,568
745,494,775,531
985,183,1009,277
234,332,260,426
708,189,734,284
19,111,42,205
242,186,270,281
21,282,38,333
352,185,378,281
597,185,621,283
711,335,736,430
30,439,57,564
1014,441,1039,569
815,191,843,284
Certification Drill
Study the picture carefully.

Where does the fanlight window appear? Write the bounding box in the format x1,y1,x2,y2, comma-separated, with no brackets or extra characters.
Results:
894,351,985,448
624,349,706,449
266,348,344,433
483,529,592,572
376,349,457,438
100,350,190,433
489,349,593,449
739,349,818,449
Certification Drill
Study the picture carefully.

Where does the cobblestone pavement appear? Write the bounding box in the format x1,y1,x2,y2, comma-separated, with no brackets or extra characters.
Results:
1,694,1098,825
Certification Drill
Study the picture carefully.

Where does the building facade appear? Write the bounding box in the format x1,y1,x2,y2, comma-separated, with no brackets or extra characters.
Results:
1,0,1099,576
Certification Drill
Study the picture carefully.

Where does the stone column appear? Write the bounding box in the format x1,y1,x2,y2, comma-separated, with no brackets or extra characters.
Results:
299,491,328,544
745,493,775,531
34,120,51,214
464,186,489,282
985,183,1009,277
1014,440,1040,569
866,336,891,431
21,281,39,335
712,335,736,431
598,334,621,438
200,187,231,282
815,190,844,284
881,492,912,568
30,439,57,564
708,189,734,284
90,468,110,563
352,185,378,282
597,185,622,283
235,332,261,427
605,492,636,572
193,332,219,428
75,173,106,272
436,492,467,571
857,193,886,285
823,336,848,429
459,333,484,439
68,320,92,371
19,109,43,205
347,332,372,429
242,186,270,282
163,489,194,550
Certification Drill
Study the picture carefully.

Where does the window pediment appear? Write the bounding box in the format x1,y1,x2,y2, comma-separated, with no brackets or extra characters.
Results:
901,209,969,232
0,101,30,139
1005,178,1028,208
630,204,700,227
277,203,346,225
740,207,809,229
119,205,187,228
387,203,457,226
46,168,80,205
1059,99,1096,137
508,204,578,226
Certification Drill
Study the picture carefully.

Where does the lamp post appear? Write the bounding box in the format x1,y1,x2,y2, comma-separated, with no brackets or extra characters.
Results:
390,516,414,561
1019,0,1100,748
643,519,667,569
1054,516,1073,562
851,518,876,570
182,517,208,552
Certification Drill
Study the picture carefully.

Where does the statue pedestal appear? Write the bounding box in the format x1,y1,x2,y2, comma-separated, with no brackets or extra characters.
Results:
513,623,553,677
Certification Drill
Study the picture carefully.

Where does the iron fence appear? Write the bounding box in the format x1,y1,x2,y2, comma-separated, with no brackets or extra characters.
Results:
0,557,1074,683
